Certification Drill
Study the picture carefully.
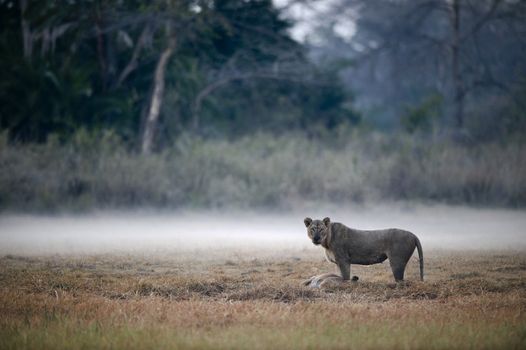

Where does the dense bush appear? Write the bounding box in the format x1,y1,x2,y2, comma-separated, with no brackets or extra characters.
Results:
1,130,525,212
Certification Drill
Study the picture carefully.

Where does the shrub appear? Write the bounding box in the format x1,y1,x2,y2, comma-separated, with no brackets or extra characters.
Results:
1,131,525,212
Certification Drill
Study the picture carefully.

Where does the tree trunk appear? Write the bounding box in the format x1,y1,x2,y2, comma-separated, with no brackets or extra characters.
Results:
141,36,176,154
95,22,107,88
20,0,32,60
450,0,465,129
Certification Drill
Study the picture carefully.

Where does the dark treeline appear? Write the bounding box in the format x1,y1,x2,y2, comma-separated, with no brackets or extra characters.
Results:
2,0,526,150
1,0,526,210
0,0,358,152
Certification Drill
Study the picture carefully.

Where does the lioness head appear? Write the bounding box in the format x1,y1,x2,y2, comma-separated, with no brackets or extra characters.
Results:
304,217,331,246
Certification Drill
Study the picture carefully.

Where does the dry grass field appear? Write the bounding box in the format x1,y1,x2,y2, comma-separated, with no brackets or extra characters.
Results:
1,248,525,350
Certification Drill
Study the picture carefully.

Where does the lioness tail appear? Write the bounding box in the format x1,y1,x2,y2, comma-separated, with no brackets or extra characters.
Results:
416,237,424,281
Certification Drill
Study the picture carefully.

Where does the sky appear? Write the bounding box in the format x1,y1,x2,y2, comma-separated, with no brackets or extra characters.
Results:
273,0,357,43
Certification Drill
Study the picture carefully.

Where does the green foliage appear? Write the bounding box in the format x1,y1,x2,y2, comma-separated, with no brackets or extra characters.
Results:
0,0,358,146
400,94,443,134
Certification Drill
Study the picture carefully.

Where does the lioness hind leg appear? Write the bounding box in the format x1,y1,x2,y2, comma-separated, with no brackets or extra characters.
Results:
389,259,407,282
388,241,419,282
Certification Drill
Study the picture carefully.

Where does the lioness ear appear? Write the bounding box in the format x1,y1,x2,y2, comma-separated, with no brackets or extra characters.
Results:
304,217,312,227
323,217,330,226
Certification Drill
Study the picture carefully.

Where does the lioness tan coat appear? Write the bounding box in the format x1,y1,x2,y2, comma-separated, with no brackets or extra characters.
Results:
303,217,423,287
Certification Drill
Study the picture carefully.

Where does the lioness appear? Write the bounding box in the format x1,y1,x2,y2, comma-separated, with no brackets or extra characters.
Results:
303,217,423,288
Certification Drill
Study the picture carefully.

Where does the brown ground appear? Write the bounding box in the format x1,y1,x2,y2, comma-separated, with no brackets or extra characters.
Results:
1,249,525,349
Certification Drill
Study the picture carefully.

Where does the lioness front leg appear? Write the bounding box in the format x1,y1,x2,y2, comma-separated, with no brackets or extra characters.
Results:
337,260,359,282
337,260,350,280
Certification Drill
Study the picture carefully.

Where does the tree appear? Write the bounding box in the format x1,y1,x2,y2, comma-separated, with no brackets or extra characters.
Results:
0,0,359,148
306,0,526,134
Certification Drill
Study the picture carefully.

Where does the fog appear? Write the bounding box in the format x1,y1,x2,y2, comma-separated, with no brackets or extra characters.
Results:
1,204,525,257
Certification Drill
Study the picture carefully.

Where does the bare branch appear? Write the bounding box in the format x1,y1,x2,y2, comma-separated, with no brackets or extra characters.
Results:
460,0,502,42
191,48,325,131
116,24,152,87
